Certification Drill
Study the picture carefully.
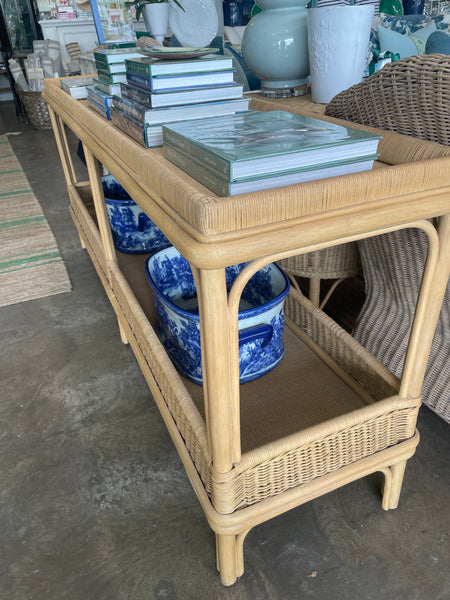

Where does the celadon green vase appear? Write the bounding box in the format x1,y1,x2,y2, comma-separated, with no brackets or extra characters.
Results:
242,0,310,97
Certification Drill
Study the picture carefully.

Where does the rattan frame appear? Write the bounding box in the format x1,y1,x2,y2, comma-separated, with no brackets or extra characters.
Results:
44,77,450,585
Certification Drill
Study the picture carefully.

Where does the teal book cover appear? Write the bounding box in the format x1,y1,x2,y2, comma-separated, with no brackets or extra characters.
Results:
124,55,234,77
162,110,382,180
94,48,142,64
164,143,378,196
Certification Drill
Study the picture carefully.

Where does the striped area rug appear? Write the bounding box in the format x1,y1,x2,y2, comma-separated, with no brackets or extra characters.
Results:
0,134,71,308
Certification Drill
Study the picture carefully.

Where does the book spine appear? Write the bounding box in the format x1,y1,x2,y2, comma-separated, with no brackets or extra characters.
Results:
120,82,153,107
112,94,146,123
88,99,111,120
87,88,112,109
125,59,153,78
97,69,126,84
126,71,153,91
94,59,124,74
163,144,229,196
93,80,120,96
162,128,231,178
94,57,111,69
110,106,148,148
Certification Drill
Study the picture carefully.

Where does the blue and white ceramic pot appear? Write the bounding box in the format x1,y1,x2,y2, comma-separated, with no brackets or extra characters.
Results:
102,174,170,254
145,246,290,384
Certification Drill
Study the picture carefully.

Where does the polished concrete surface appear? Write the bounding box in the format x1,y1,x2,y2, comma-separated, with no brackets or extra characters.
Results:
1,102,449,600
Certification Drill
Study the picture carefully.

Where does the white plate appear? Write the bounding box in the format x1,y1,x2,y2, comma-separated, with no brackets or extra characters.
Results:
169,0,219,48
139,47,219,59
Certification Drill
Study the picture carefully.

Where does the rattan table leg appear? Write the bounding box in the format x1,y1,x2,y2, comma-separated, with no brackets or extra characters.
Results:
48,106,77,188
83,145,128,344
309,277,321,306
216,533,239,586
381,459,408,510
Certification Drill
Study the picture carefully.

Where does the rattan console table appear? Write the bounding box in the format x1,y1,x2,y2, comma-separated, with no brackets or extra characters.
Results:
43,78,450,586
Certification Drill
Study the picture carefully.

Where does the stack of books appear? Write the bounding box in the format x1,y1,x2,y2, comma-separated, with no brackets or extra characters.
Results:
86,47,143,118
61,76,95,99
162,110,382,196
110,53,248,148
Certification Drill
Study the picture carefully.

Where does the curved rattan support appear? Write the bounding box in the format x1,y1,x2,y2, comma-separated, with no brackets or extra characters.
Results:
325,54,450,423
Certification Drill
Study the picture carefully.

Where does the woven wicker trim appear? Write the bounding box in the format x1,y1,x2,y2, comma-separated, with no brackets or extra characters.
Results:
285,287,400,400
211,404,418,513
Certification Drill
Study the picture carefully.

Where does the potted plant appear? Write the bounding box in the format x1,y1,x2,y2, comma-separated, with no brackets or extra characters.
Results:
127,0,184,43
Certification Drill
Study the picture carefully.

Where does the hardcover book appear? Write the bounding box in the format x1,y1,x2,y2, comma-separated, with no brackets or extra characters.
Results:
163,144,378,196
162,110,382,180
119,82,244,109
125,69,235,92
94,48,142,64
88,98,111,120
112,94,250,126
110,106,162,148
124,55,234,78
60,76,95,99
97,68,127,84
93,78,122,96
94,60,127,75
86,85,113,110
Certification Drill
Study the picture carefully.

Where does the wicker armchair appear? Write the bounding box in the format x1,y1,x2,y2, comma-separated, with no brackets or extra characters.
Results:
325,53,450,423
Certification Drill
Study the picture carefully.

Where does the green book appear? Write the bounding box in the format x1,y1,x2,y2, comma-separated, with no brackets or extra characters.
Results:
163,143,379,196
97,68,127,85
110,106,162,148
124,55,234,78
92,77,122,96
112,93,250,126
93,48,143,64
94,59,126,74
162,110,382,181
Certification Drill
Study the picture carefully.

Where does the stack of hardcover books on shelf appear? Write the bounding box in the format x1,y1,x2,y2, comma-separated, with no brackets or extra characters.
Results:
110,53,249,148
85,48,143,119
162,110,382,196
60,76,95,99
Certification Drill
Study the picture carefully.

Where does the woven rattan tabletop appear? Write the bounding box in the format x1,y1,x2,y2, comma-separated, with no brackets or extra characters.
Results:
43,79,450,268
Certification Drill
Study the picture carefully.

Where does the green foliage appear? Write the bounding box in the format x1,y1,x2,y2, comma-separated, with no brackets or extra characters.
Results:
125,0,185,22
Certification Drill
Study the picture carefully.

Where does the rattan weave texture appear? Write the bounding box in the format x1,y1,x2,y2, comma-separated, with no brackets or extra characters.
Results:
325,54,450,146
325,54,450,423
18,90,52,130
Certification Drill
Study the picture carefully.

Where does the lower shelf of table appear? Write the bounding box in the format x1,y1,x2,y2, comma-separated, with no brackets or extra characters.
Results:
70,181,420,516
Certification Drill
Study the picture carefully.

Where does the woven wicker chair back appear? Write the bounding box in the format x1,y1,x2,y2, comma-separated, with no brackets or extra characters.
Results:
325,54,450,423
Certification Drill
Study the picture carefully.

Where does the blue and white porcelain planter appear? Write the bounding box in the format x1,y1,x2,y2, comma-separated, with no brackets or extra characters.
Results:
102,174,170,254
145,246,290,384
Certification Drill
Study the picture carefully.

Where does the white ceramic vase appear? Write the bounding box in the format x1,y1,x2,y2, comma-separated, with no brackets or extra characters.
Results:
142,2,170,43
307,5,374,104
242,0,310,98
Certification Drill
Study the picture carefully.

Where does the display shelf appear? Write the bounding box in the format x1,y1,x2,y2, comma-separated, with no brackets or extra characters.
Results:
44,78,450,584
71,181,418,518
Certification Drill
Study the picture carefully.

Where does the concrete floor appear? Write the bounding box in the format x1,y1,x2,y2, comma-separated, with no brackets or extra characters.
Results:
1,101,449,600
